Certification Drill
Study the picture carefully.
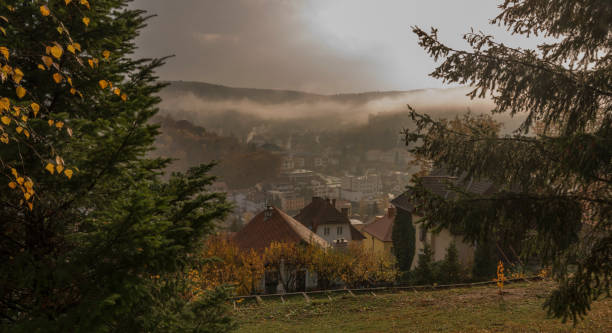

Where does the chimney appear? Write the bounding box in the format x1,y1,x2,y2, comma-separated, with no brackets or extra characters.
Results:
332,199,336,207
264,205,274,221
387,206,396,218
341,207,349,217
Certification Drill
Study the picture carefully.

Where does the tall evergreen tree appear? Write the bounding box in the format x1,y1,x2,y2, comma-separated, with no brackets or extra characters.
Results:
438,242,463,284
405,0,611,322
392,208,416,272
413,243,436,284
0,1,232,331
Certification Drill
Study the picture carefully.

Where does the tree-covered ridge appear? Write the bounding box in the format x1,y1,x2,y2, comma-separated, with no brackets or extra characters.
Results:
0,1,233,331
405,0,611,322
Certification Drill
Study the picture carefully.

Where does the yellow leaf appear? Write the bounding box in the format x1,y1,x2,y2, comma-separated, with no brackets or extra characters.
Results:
23,129,29,138
13,68,23,84
57,26,64,34
73,43,81,52
27,202,33,211
10,168,17,177
87,59,94,68
82,17,90,26
0,46,8,60
53,73,63,84
12,106,20,116
65,0,72,5
21,115,28,122
55,121,64,129
16,126,22,134
0,97,9,111
99,80,108,89
16,86,26,98
48,119,54,126
45,163,55,174
31,103,40,116
67,76,73,86
64,169,73,179
1,116,10,125
40,5,50,17
56,165,64,173
50,45,63,59
70,88,77,95
8,182,16,189
38,64,46,71
42,56,53,68
103,50,110,59
113,88,121,96
16,177,23,185
121,93,127,101
80,0,90,9
24,192,31,200
0,133,8,144
0,27,5,36
67,44,75,54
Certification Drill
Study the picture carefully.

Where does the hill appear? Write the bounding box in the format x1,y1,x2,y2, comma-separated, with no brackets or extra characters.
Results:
162,81,420,105
233,281,611,332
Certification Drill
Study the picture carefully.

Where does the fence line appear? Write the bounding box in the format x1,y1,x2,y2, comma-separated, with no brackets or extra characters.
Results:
229,275,543,302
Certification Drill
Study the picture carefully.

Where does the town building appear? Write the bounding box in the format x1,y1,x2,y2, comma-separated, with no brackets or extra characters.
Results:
390,170,496,269
361,207,396,256
294,197,365,247
232,206,329,293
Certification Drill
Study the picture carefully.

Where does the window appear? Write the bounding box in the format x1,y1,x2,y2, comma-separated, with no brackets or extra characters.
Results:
323,227,330,235
337,226,343,235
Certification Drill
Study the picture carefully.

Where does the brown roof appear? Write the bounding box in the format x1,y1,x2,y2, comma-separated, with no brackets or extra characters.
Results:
232,207,329,251
294,197,365,240
362,208,395,242
391,169,498,213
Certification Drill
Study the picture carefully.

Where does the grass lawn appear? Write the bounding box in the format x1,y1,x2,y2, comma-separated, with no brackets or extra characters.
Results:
232,281,611,332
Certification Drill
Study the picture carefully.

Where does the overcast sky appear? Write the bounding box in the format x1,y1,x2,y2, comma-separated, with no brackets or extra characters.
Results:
131,0,545,94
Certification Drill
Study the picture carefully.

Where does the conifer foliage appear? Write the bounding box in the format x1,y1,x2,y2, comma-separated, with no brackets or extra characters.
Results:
392,208,416,272
0,1,231,331
405,0,611,322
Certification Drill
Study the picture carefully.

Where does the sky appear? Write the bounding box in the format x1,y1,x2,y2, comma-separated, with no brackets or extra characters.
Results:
131,0,546,94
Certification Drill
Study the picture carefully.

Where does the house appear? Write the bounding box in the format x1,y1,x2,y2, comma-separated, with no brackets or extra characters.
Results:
391,170,497,269
294,197,365,247
232,206,329,293
361,207,396,256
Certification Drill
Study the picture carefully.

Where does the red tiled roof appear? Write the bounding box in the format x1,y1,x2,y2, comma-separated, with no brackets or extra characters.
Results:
232,207,329,251
362,209,395,242
294,197,365,240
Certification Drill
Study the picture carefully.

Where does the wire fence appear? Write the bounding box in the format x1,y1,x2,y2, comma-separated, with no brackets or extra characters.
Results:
229,275,544,305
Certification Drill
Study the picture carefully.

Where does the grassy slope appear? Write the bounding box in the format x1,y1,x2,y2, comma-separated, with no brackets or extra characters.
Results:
233,281,611,332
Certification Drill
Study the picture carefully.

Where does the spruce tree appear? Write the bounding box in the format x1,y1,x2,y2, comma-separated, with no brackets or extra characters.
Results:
392,208,416,272
405,0,611,322
413,243,435,284
438,242,463,284
0,1,232,331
